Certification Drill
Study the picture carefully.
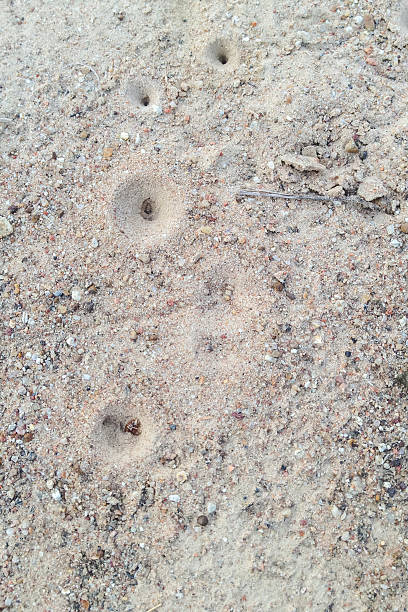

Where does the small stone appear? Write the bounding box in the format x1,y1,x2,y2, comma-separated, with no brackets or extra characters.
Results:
207,502,217,514
79,131,89,139
363,13,375,31
357,176,387,202
137,253,151,264
271,278,284,292
176,471,188,483
46,479,54,490
301,145,317,158
6,488,15,500
129,330,138,341
91,237,99,248
344,140,359,154
51,488,61,501
331,505,341,518
168,494,180,503
390,239,402,248
281,153,325,172
400,223,408,234
103,147,113,159
197,515,208,526
0,216,13,238
71,288,82,301
120,132,129,141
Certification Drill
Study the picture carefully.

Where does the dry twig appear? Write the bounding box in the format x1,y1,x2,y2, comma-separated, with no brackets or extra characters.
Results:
237,189,375,208
145,604,162,612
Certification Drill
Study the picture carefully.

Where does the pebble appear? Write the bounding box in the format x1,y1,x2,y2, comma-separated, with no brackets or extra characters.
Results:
390,239,402,248
51,488,62,501
0,216,13,238
176,471,188,483
344,140,359,154
168,494,180,503
71,288,82,301
357,176,387,202
120,132,129,140
137,253,151,264
197,515,208,526
281,153,325,172
91,237,99,248
400,223,408,234
207,502,217,514
301,145,317,158
129,330,138,341
363,13,375,31
103,147,113,159
331,505,341,518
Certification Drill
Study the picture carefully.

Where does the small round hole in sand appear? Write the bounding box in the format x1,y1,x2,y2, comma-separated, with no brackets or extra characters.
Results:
126,78,159,110
86,401,158,466
140,198,154,220
205,39,238,70
111,172,183,246
217,52,228,65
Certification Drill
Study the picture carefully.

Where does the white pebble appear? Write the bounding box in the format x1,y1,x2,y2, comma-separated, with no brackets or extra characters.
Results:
120,132,129,141
51,488,62,501
168,494,180,503
207,502,217,514
71,288,82,301
390,239,402,248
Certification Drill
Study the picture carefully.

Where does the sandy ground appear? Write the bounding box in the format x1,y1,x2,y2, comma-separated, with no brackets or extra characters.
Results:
2,0,408,610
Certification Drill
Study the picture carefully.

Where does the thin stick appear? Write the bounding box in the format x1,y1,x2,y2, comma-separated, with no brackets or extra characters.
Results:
236,189,380,210
146,604,162,612
237,189,339,203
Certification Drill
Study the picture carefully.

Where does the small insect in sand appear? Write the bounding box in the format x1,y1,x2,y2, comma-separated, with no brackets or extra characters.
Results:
123,418,142,436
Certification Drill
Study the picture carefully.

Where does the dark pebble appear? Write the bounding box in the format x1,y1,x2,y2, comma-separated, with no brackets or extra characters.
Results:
197,515,208,526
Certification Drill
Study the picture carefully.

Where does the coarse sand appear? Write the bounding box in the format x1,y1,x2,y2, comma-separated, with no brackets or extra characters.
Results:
2,0,408,610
